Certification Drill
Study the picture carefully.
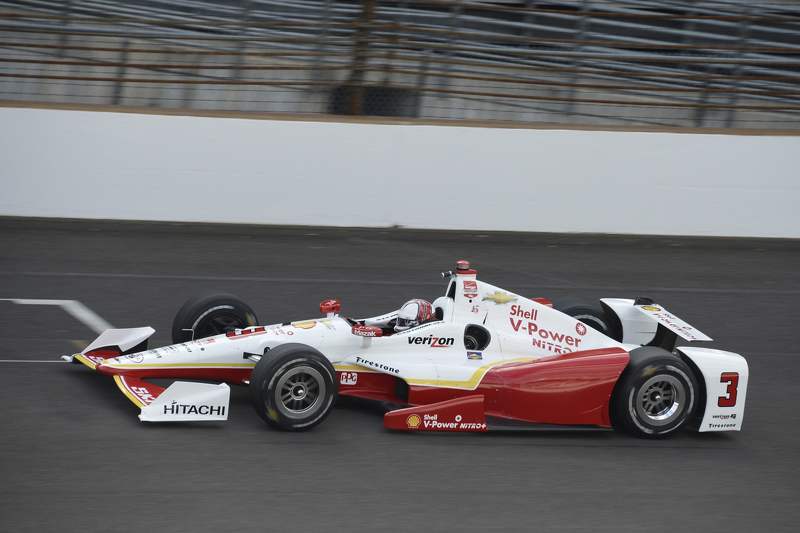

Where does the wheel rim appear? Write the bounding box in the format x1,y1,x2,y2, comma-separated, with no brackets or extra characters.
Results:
634,374,685,427
275,365,326,420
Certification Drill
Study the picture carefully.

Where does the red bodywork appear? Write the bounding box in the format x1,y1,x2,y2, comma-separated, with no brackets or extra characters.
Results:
340,347,630,431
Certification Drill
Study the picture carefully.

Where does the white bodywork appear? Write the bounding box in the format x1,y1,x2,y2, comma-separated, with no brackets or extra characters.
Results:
71,275,749,432
139,382,230,422
602,298,746,431
677,347,749,432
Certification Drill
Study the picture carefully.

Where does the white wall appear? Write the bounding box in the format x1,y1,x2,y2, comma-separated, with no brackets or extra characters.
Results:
1,106,798,238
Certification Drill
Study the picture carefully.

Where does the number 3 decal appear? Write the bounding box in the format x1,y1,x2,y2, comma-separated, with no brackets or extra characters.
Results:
718,372,739,407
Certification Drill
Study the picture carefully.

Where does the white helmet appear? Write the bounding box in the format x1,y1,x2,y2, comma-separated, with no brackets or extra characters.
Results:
395,299,434,331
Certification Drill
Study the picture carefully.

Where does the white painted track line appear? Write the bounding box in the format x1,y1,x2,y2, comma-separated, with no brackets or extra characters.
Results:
0,298,114,334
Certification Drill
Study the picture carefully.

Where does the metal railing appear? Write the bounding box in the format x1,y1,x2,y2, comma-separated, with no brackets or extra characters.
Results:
1,0,799,128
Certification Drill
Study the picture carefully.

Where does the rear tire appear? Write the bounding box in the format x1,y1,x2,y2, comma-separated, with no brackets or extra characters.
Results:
550,296,621,341
611,347,698,438
171,290,258,344
249,344,338,431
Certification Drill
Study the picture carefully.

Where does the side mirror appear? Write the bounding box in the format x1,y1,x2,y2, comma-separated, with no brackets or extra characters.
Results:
320,299,340,316
351,325,382,338
351,325,382,348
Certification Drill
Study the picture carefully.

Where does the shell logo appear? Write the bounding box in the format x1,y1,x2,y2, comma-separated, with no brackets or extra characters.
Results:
292,321,317,330
642,306,662,312
406,414,422,429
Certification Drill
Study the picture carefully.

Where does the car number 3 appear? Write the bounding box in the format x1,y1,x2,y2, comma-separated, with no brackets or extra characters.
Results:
718,372,739,407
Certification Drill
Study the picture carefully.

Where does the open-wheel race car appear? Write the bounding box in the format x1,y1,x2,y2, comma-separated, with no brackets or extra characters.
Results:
64,261,748,438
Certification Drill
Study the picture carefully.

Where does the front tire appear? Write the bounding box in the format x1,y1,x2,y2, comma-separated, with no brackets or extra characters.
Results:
249,344,338,431
611,347,698,438
171,290,258,344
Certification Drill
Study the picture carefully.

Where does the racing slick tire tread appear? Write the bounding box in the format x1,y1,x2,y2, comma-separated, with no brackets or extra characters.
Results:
550,296,621,341
610,346,698,438
249,343,338,432
171,290,258,344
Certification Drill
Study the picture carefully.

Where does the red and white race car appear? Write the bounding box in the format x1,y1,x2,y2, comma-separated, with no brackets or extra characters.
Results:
64,261,748,438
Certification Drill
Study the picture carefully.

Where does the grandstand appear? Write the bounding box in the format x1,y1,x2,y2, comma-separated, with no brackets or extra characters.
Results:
1,0,798,128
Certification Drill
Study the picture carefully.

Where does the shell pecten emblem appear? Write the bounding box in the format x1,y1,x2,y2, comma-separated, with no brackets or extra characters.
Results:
406,414,422,429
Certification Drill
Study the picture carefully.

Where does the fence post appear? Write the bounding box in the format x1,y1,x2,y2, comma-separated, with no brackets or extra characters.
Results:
724,8,752,128
563,0,591,118
111,38,129,105
346,0,377,115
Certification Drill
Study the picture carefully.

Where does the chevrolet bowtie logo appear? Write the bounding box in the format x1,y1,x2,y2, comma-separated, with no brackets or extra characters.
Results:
483,291,517,305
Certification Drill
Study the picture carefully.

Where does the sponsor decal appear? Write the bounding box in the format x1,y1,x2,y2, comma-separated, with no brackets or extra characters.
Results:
269,326,294,336
194,338,215,345
180,343,192,353
227,327,267,339
467,351,483,360
352,326,380,338
125,353,144,364
576,323,587,336
340,372,358,386
708,423,737,429
510,305,538,321
355,356,400,374
165,345,179,354
319,319,336,330
642,306,661,312
408,335,455,347
463,281,478,299
421,414,487,430
130,386,156,404
509,318,583,353
83,354,107,366
648,310,707,341
162,401,226,417
484,291,517,305
711,413,737,420
407,414,422,428
458,422,487,430
292,321,316,330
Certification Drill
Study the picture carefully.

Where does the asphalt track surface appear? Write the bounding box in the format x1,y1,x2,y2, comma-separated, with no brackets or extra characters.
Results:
1,217,798,532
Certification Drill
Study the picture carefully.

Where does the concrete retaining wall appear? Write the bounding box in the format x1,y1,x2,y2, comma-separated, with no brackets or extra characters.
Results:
1,106,798,238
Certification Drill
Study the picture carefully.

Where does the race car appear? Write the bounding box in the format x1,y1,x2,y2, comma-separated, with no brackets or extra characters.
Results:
63,261,748,438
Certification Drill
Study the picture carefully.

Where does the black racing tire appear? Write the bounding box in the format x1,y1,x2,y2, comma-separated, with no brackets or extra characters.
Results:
249,343,338,431
550,296,621,341
171,290,258,344
610,346,698,438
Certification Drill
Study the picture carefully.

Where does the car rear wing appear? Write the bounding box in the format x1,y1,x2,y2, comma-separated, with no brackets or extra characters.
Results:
600,298,712,350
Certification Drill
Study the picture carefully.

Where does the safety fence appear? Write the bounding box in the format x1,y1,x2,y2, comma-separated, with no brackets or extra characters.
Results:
1,0,799,128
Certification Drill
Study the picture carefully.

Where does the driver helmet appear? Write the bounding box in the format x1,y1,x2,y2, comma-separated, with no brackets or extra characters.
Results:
395,299,434,331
